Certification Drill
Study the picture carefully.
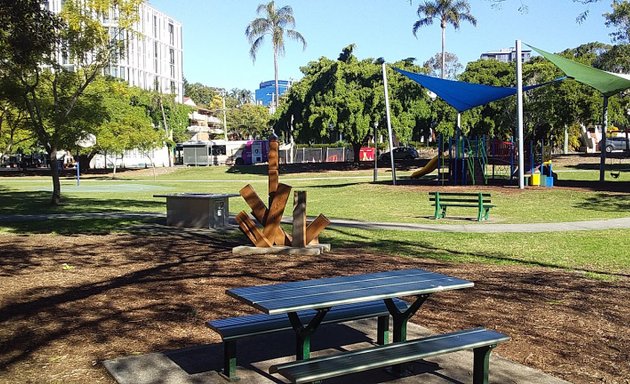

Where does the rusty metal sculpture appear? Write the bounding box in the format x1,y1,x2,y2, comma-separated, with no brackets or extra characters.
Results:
235,133,330,253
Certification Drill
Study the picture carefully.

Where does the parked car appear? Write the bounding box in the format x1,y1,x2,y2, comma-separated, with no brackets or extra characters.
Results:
379,146,419,161
600,136,630,153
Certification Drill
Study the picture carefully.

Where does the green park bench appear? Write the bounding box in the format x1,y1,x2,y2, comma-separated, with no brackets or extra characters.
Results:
429,191,495,221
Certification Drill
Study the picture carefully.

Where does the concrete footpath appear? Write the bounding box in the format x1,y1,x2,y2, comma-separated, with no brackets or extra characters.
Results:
1,212,630,233
103,319,571,384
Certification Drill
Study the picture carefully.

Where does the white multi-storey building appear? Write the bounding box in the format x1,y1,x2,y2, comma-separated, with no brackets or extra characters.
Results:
45,0,184,102
45,1,184,167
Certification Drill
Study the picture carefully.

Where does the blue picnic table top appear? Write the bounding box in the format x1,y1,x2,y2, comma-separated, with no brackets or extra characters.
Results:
227,269,474,315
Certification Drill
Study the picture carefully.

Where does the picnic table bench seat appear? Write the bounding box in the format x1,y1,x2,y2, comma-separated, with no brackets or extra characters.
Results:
270,327,510,384
429,191,495,221
207,298,409,381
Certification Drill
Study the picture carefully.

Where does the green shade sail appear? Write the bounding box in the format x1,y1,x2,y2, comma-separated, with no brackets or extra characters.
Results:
527,44,630,97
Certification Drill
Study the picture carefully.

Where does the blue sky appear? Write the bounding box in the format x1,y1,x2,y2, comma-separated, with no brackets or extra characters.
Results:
148,0,615,92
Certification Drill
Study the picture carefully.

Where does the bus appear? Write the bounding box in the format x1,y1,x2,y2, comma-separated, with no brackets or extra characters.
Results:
180,140,269,166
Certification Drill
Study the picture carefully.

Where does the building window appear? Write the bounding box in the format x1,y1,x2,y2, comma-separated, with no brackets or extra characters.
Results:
154,41,159,73
169,48,175,77
169,23,174,45
153,15,158,38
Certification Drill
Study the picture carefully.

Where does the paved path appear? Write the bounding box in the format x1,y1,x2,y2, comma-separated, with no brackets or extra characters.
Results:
323,216,630,233
103,319,571,384
1,212,630,233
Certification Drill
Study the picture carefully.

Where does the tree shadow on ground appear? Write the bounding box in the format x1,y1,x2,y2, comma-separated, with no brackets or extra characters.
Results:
575,192,630,212
0,190,163,215
0,227,627,383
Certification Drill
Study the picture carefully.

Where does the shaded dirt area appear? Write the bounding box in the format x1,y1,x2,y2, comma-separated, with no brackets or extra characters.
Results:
0,230,628,384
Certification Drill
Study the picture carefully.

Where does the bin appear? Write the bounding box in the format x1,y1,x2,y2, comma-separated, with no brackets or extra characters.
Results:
530,173,540,186
545,175,554,187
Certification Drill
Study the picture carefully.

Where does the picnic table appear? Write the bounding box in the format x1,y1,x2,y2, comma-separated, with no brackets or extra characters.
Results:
223,269,509,383
227,269,474,360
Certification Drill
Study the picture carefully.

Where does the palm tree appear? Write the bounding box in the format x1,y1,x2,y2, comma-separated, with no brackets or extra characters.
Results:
412,0,477,79
245,1,306,109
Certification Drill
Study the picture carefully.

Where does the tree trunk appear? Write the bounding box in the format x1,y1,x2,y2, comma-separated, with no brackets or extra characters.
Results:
158,97,173,167
50,148,61,205
352,142,362,164
112,153,118,179
78,153,93,171
274,47,279,110
441,25,446,79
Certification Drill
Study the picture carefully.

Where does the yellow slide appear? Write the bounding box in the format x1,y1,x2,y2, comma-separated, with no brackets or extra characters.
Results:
411,155,440,178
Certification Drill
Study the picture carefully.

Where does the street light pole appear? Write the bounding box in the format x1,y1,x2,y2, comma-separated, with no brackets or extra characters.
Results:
373,121,378,182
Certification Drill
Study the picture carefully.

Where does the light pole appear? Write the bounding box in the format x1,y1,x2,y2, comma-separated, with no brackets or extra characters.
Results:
373,121,378,182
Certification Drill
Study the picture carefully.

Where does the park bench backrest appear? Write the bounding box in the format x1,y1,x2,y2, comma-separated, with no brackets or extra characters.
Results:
428,192,492,205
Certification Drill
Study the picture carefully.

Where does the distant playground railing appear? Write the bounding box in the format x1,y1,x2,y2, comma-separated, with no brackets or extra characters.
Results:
279,147,376,164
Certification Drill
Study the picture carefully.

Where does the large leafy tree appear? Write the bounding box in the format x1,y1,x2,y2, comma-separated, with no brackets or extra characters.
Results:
605,0,630,43
412,0,477,79
245,1,306,109
0,99,35,160
274,46,431,160
228,103,271,139
184,79,218,107
422,51,463,79
1,0,143,205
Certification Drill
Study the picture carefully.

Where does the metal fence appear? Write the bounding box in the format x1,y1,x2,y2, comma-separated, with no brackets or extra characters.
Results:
279,147,355,164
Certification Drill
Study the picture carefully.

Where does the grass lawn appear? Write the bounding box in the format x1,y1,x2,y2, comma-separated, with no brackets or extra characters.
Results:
1,162,628,276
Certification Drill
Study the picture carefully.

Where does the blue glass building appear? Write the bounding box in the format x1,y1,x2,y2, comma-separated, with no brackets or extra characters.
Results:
255,80,292,106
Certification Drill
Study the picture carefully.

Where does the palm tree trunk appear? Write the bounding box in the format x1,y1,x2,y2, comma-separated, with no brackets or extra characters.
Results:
274,47,279,110
441,25,446,79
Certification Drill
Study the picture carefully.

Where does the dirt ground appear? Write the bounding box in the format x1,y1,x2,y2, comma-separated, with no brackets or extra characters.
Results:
0,230,628,384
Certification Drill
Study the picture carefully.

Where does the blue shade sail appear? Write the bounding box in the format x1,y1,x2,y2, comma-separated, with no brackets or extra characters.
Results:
393,67,558,113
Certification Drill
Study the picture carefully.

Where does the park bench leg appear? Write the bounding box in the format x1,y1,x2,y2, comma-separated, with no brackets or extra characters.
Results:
288,308,330,360
473,345,496,384
220,340,239,381
377,315,390,345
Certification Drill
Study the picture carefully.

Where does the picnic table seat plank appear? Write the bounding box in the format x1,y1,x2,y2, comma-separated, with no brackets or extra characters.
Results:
207,299,408,340
207,299,409,381
270,328,510,384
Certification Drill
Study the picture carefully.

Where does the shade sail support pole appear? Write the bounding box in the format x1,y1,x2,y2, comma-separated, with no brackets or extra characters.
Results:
599,95,609,182
516,40,525,189
383,63,396,185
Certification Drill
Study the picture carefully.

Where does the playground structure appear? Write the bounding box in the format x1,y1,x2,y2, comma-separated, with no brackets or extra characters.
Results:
411,134,555,187
234,134,331,255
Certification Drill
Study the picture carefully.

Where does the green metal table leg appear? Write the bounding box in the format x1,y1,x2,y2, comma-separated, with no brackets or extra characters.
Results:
288,308,330,360
377,315,389,345
385,295,430,376
473,345,496,384
220,340,240,381
385,294,429,343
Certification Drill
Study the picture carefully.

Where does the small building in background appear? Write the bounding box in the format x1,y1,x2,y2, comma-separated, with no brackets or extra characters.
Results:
481,48,531,63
